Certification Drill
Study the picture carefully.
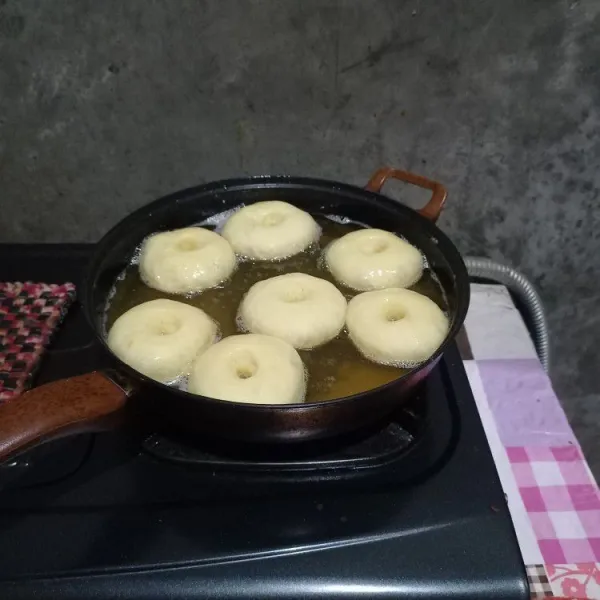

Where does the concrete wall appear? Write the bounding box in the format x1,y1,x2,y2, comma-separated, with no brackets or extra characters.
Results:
1,1,598,467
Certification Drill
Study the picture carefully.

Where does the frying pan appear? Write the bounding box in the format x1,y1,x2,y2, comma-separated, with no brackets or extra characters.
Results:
0,167,470,461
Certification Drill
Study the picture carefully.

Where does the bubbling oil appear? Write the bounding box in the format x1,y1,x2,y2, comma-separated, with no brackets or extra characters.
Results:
105,215,448,403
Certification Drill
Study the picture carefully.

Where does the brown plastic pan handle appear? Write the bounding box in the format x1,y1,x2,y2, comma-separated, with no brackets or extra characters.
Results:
0,372,130,462
365,166,448,222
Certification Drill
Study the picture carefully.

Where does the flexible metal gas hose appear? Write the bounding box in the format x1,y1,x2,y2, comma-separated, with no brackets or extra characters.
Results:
465,257,550,373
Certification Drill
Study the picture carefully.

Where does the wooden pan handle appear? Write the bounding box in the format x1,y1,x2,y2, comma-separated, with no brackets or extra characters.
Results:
365,166,448,222
0,372,130,462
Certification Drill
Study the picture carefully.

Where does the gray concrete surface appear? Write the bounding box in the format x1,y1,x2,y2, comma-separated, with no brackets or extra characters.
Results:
1,1,598,472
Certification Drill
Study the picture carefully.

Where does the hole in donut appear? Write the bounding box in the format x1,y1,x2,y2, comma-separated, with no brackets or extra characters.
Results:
385,307,406,322
233,353,258,379
361,239,388,254
237,367,255,379
261,212,285,227
281,285,310,303
176,238,203,252
154,315,181,335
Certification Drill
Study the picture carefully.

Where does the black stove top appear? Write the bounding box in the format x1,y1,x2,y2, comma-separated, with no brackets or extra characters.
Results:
0,245,527,600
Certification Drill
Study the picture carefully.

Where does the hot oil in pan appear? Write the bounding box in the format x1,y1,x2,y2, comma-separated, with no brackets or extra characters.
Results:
105,216,448,403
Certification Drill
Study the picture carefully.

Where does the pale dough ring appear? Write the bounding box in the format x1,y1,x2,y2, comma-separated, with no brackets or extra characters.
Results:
325,228,423,291
139,227,236,294
345,288,449,366
188,334,306,404
107,299,217,383
221,201,320,260
238,273,347,349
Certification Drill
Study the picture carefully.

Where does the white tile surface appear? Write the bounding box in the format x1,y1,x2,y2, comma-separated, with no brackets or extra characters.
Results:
465,284,538,361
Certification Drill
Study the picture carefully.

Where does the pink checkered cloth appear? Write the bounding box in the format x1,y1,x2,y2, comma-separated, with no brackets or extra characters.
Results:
509,446,600,599
462,284,600,599
508,446,600,564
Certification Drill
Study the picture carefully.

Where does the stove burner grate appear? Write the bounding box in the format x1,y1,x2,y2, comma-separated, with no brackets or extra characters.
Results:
142,394,428,473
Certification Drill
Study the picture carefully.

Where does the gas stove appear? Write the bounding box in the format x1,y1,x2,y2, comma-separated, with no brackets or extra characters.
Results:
0,245,527,600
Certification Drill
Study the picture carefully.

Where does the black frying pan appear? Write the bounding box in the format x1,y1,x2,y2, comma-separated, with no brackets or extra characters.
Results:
0,167,469,460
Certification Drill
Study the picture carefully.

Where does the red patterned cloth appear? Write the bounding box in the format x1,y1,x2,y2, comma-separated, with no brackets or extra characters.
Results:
0,282,76,403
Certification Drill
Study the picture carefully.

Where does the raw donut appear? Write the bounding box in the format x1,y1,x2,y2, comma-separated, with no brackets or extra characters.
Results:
107,299,217,383
346,288,449,366
324,228,423,291
188,334,306,404
221,201,320,260
139,227,236,294
238,273,347,349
